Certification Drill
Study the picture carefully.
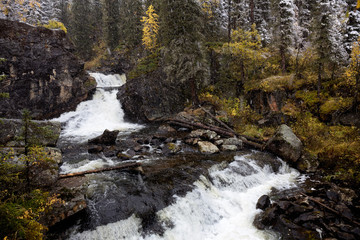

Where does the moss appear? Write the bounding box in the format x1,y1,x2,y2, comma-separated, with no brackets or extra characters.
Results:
128,50,160,80
319,97,352,117
257,74,295,92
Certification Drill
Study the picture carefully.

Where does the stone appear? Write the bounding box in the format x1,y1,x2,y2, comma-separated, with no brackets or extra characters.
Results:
198,141,219,154
214,140,224,146
265,124,303,163
88,145,103,154
156,124,176,134
0,19,96,119
223,137,243,148
44,147,62,164
221,145,238,151
88,129,120,146
296,152,319,173
117,152,131,160
203,130,218,140
256,195,271,210
188,129,208,138
162,143,181,155
118,67,186,122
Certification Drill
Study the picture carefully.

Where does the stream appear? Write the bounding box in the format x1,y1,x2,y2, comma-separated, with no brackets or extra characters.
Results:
53,73,301,240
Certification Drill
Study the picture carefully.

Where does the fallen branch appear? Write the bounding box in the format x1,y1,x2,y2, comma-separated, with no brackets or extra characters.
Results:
301,193,360,227
59,163,142,179
199,106,265,145
168,119,263,150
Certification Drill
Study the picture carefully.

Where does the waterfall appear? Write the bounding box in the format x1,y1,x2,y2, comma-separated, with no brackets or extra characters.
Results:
53,73,142,142
68,153,299,240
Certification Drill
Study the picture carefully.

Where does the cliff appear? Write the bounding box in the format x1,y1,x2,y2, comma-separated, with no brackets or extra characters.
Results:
0,19,96,119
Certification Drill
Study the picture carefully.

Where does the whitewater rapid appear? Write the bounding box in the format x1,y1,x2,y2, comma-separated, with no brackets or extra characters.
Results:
69,153,299,240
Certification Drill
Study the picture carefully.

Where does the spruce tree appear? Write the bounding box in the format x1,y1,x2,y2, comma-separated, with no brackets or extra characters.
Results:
104,0,120,50
119,0,143,48
69,0,94,60
160,0,209,105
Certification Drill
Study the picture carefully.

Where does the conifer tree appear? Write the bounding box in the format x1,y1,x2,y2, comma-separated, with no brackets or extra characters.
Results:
119,0,143,48
69,0,94,60
104,0,120,50
160,0,209,105
274,0,295,73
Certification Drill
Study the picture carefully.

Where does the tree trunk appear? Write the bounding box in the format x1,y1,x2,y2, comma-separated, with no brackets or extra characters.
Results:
280,46,286,73
227,0,232,42
190,77,199,106
249,0,255,25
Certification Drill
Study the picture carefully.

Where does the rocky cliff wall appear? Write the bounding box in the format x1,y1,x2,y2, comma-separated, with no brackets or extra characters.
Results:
0,19,96,119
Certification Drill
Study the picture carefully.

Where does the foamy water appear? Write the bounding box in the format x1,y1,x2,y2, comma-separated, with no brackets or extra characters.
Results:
53,73,142,142
69,153,299,240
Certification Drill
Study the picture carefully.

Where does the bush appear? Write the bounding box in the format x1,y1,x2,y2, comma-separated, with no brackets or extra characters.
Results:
43,20,67,33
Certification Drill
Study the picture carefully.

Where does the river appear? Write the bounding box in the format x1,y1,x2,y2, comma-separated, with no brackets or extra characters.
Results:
53,73,301,240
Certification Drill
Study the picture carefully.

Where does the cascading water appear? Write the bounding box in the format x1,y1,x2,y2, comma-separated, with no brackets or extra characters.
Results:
53,73,142,174
53,73,301,240
68,153,299,240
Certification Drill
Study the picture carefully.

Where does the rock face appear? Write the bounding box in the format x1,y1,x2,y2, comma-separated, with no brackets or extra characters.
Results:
0,119,61,147
0,19,96,119
117,68,186,122
266,124,303,163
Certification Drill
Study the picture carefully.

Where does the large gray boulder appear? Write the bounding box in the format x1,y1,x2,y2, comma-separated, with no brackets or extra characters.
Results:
266,124,303,163
0,19,96,119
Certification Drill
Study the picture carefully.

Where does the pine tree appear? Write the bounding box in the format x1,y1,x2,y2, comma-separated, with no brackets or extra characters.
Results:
345,3,360,52
119,0,143,48
273,0,296,73
104,0,120,50
69,0,94,60
160,0,209,105
312,0,347,96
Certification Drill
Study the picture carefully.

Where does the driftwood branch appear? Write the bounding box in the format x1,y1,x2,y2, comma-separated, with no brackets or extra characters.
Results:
59,163,142,179
168,118,264,150
199,106,264,145
301,193,360,227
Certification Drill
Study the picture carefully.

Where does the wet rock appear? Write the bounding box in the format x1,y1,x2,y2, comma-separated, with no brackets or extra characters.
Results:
335,203,353,219
266,124,303,163
294,211,324,224
197,141,219,154
188,129,208,138
162,143,181,155
256,195,271,210
223,137,243,147
337,231,356,240
117,152,131,160
221,145,238,151
253,204,278,229
296,152,319,173
0,19,96,119
156,124,176,134
88,145,103,154
203,130,218,140
88,129,120,146
214,140,224,146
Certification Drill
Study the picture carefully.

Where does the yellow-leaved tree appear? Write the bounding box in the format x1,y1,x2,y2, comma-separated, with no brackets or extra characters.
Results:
141,5,159,51
0,0,41,22
345,37,360,108
357,0,360,9
222,24,265,95
200,0,220,17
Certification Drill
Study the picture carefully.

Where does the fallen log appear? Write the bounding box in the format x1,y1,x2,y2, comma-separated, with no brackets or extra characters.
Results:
59,162,142,179
199,106,264,145
301,193,360,227
168,119,264,150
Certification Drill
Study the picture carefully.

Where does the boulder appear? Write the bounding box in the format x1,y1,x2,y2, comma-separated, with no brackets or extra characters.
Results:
221,145,238,151
88,129,120,146
197,141,219,154
265,124,303,163
256,195,271,210
0,19,96,119
296,152,319,173
223,137,243,148
118,68,186,122
0,119,61,147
